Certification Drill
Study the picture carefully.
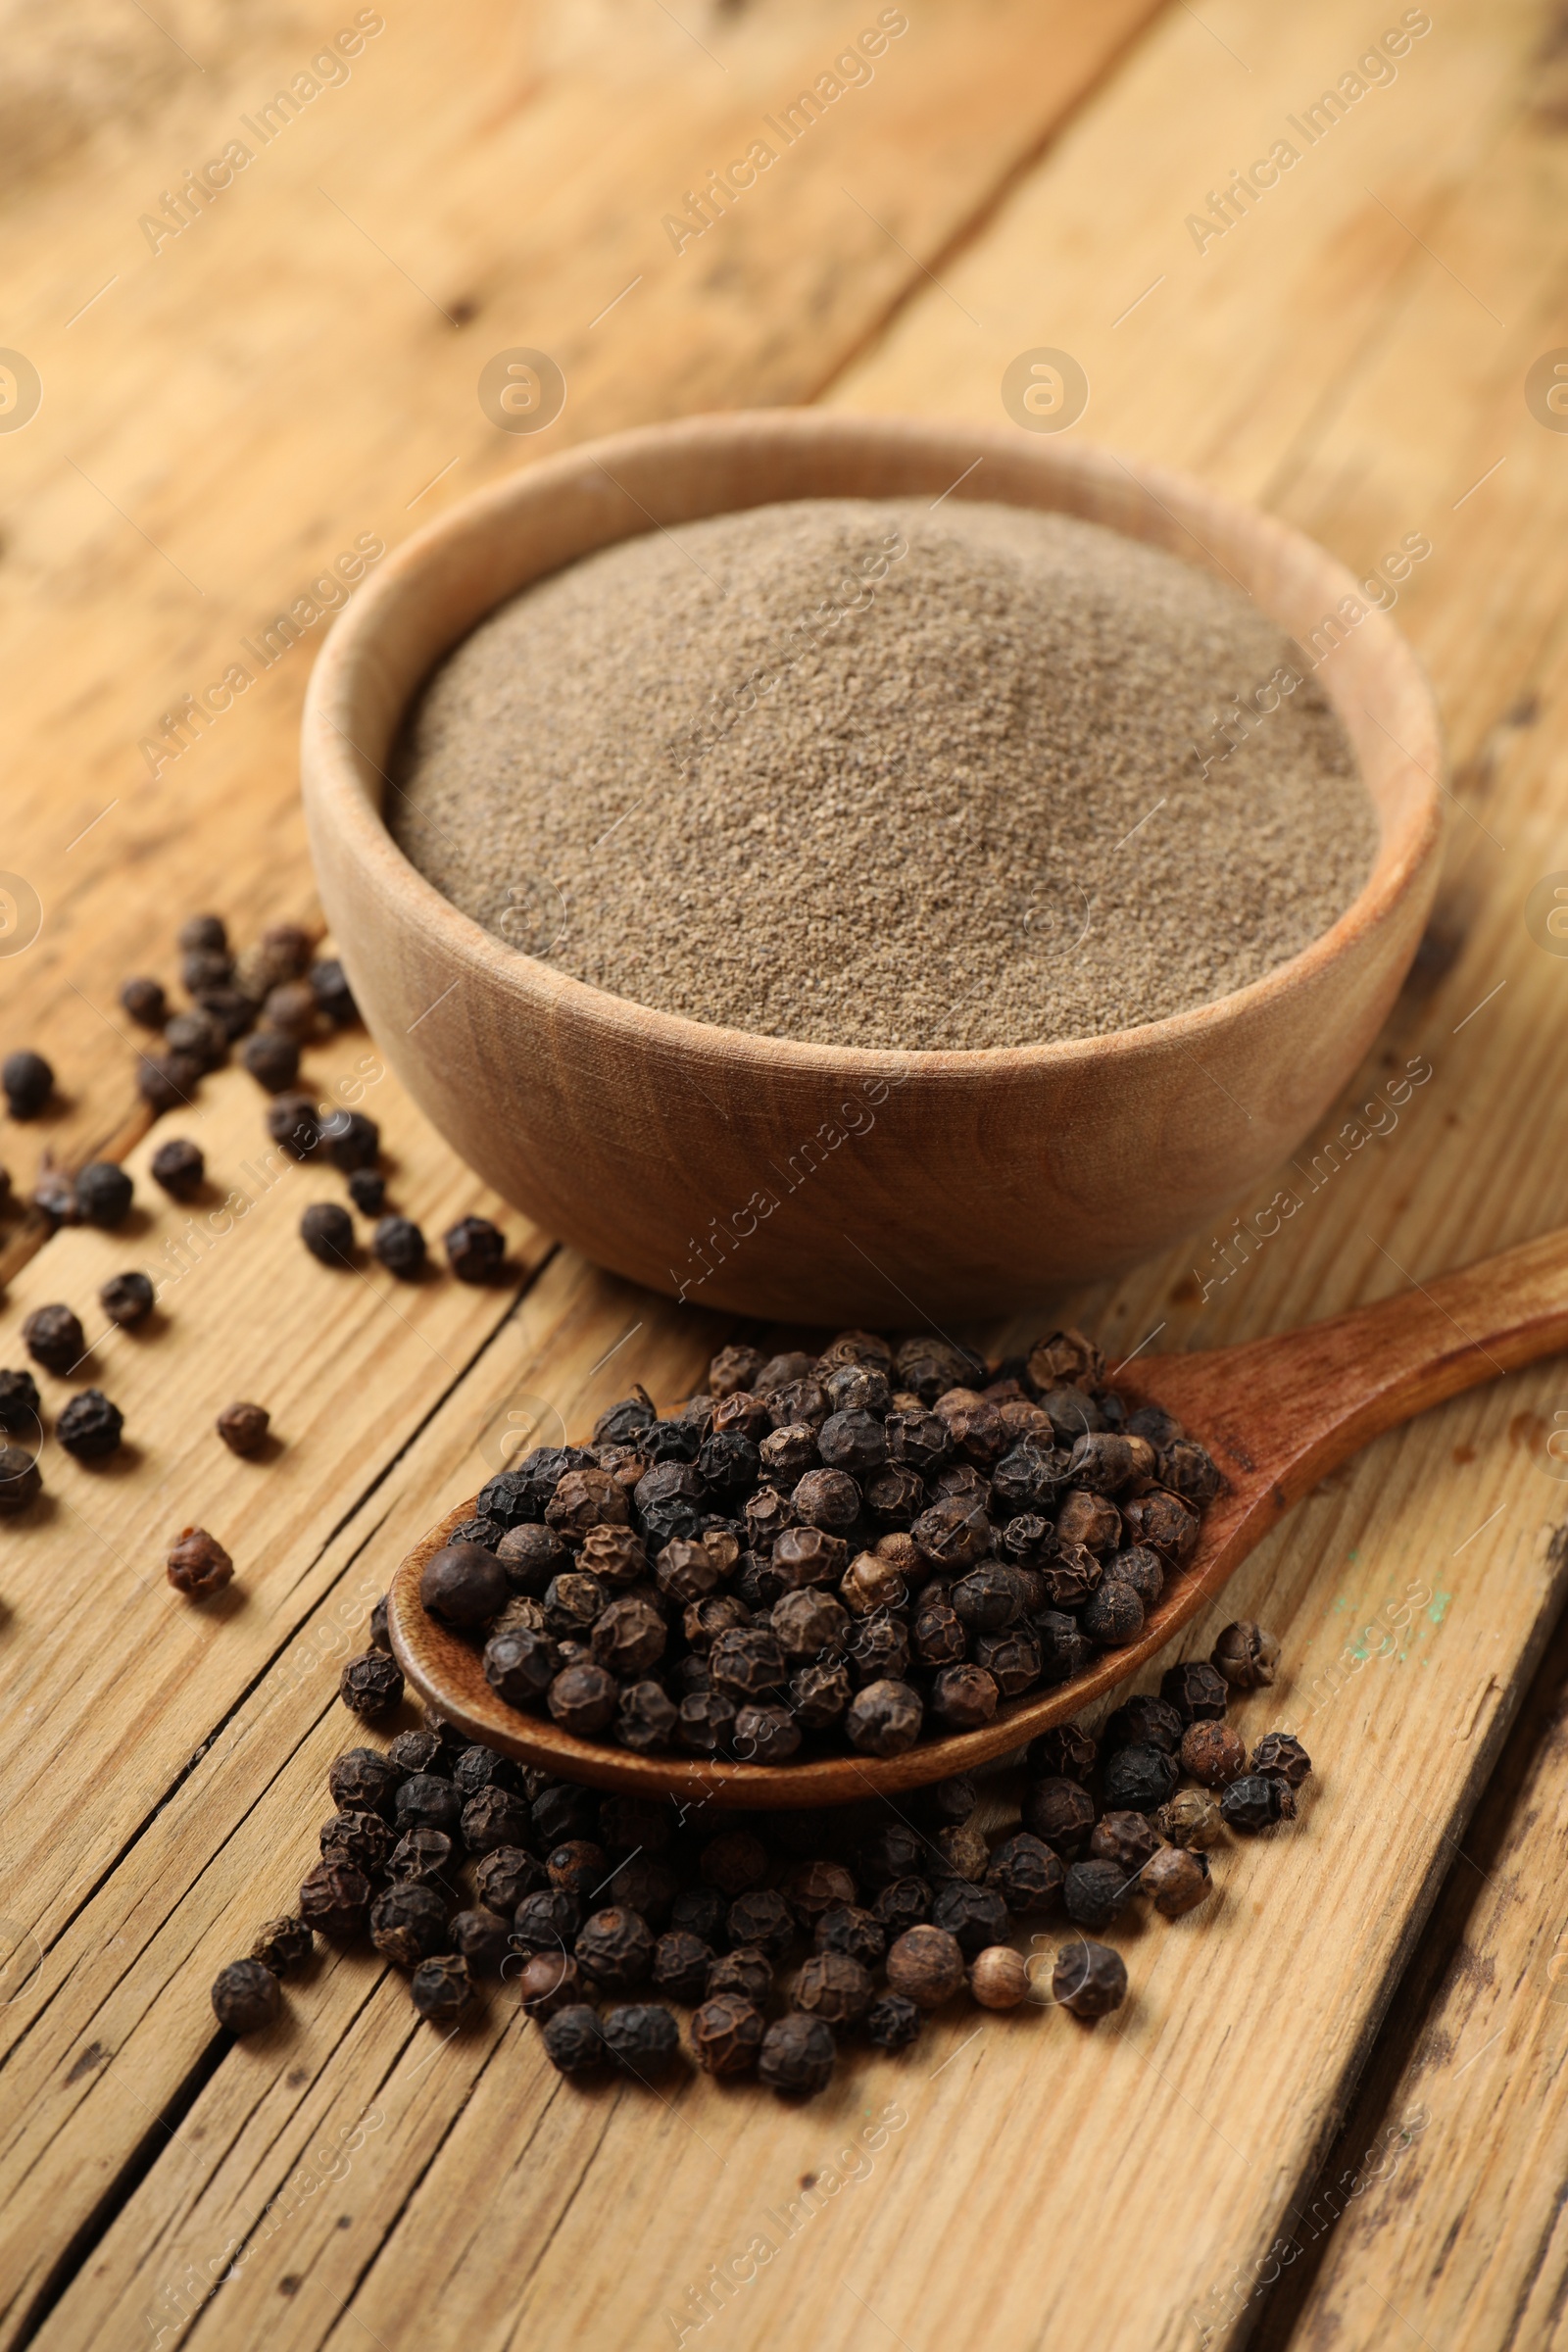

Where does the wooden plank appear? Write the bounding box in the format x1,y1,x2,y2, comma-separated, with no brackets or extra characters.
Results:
0,0,1165,1173
6,0,1568,2345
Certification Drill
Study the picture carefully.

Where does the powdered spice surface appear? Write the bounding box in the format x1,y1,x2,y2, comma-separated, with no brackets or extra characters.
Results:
390,497,1374,1050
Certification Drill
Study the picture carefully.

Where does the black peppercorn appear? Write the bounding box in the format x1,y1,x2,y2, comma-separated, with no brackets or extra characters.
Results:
1142,1844,1213,1917
725,1888,794,1961
1090,1811,1162,1873
1081,1577,1145,1647
369,1883,449,1968
600,2002,681,2075
547,1663,617,1737
813,1904,885,1968
242,1030,301,1093
1102,1695,1184,1756
251,1916,313,1976
473,1847,545,1911
23,1303,85,1375
1052,1937,1126,2018
1221,1774,1289,1832
483,1625,563,1709
1063,1858,1135,1931
650,1930,713,2002
345,1167,384,1218
165,1008,228,1071
669,1886,728,1946
421,1542,508,1629
547,1840,608,1898
845,1678,923,1756
74,1160,133,1228
514,1888,584,1953
442,1213,506,1283
575,1906,655,1990
460,1788,531,1855
1025,1724,1098,1783
930,1881,1009,1957
121,976,168,1029
691,1993,766,2076
1251,1732,1312,1786
266,1091,321,1158
328,1746,402,1816
1020,1777,1097,1856
31,1165,76,1227
0,1368,41,1432
791,1951,873,2027
298,1858,372,1938
318,1108,379,1173
445,1906,509,1976
166,1526,233,1596
211,1957,281,2034
1035,1610,1096,1688
758,2011,835,2095
536,2005,603,2076
389,1828,455,1885
985,1833,1064,1917
928,1665,999,1732
99,1271,155,1329
310,956,359,1026
864,1992,922,2051
708,1945,773,2005
871,1877,933,1936
410,1953,471,2022
1102,1742,1180,1815
150,1137,204,1198
1180,1721,1248,1788
1160,1660,1230,1724
55,1388,123,1460
396,1773,463,1836
388,1729,445,1777
320,1807,394,1875
178,913,228,956
3,1050,53,1119
0,1446,41,1512
300,1200,355,1267
334,1647,401,1721
372,1214,426,1279
137,1051,202,1112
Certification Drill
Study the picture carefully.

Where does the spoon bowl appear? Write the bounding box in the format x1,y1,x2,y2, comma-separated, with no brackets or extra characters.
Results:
386,1226,1568,1803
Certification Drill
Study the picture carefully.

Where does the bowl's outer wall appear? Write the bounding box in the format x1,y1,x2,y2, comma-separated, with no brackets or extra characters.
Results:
302,414,1444,1323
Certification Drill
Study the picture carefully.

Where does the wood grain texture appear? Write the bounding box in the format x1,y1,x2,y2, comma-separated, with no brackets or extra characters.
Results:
4,0,1568,2347
302,409,1442,1318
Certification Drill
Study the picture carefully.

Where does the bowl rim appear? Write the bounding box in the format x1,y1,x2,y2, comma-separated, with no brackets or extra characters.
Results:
302,408,1444,1078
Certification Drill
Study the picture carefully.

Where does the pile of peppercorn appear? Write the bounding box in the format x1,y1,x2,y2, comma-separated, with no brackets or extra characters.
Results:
408,1328,1226,1763
212,1621,1309,2094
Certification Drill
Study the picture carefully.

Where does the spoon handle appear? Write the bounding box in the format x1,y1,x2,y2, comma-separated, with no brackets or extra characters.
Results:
1131,1223,1568,1502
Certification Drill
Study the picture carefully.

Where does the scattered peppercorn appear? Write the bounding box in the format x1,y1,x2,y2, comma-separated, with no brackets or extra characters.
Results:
0,1368,41,1431
885,1924,964,2009
1212,1619,1281,1690
120,976,168,1029
217,1399,270,1456
266,1092,320,1158
300,1201,355,1267
369,1884,449,1968
178,913,228,956
1141,1845,1213,1918
1220,1775,1290,1833
320,1109,380,1172
211,1957,281,2033
444,1215,506,1283
263,980,319,1043
969,1945,1030,2009
691,1992,766,2074
298,1858,372,1939
541,2004,606,2074
411,1953,472,2022
240,1030,300,1093
1179,1721,1249,1788
0,1444,42,1512
23,1303,84,1375
1251,1732,1312,1787
31,1164,76,1227
150,1137,204,1198
347,1168,386,1216
100,1272,155,1328
372,1215,426,1280
310,957,359,1026
602,2003,682,2075
166,1525,234,1597
864,1991,923,2050
1160,1660,1230,1724
57,1388,123,1460
339,1649,405,1721
74,1160,133,1228
1154,1788,1224,1850
3,1050,53,1119
251,1916,314,1976
1101,1743,1180,1815
758,2011,835,2095
1053,1938,1126,2019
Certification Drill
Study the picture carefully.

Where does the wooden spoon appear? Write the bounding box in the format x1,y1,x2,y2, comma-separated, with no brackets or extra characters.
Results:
386,1226,1568,1807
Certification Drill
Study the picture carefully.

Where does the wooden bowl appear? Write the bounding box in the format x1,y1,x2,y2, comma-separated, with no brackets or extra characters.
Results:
301,411,1443,1321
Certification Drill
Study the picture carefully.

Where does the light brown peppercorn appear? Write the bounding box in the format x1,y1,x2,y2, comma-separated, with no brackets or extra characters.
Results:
166,1526,233,1597
1141,1843,1213,1918
969,1945,1030,2009
840,1548,909,1617
1180,1720,1249,1788
1153,1788,1224,1851
217,1400,270,1456
1212,1619,1281,1689
885,1923,965,2010
1090,1811,1162,1873
934,1823,989,1883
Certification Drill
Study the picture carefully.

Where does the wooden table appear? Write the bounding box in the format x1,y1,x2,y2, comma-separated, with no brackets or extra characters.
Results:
3,2,1568,2345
